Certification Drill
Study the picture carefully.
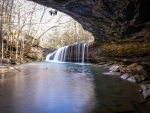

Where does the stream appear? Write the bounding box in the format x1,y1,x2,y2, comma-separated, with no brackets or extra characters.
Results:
0,62,143,113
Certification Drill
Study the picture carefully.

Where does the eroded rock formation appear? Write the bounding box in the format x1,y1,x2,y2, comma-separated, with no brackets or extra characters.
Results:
29,0,150,62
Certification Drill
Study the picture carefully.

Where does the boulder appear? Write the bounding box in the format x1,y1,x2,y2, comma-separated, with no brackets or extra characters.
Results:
134,75,145,83
119,65,127,73
127,75,145,83
127,76,137,83
120,73,129,80
140,84,150,99
140,84,149,91
126,63,137,73
126,63,147,77
109,65,119,72
1,58,10,64
27,47,43,60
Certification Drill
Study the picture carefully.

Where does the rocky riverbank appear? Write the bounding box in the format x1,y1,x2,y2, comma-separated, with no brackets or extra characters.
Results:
0,47,55,65
1,57,150,112
95,59,150,97
92,58,150,112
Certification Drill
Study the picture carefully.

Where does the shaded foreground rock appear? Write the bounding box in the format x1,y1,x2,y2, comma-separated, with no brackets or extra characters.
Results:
127,76,137,83
120,73,129,80
140,84,150,99
109,65,119,72
96,60,150,101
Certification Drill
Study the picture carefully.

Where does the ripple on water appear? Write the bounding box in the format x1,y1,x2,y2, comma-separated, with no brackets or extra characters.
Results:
0,62,146,113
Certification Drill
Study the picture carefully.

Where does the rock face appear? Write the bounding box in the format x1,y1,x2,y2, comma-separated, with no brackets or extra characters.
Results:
29,0,150,41
29,0,150,62
27,47,43,60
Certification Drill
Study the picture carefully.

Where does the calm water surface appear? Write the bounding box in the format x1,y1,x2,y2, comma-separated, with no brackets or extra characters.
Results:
0,62,142,113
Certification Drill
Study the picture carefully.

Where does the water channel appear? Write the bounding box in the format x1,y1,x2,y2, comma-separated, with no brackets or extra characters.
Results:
0,62,142,113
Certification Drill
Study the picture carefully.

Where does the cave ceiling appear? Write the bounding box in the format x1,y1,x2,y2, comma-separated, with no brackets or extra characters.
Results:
29,0,150,42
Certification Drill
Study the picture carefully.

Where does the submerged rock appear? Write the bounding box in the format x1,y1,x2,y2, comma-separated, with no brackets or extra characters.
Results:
107,102,135,113
0,66,18,73
103,71,122,76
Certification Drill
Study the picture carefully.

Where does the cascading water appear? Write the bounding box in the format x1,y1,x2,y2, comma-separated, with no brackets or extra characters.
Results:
46,43,88,63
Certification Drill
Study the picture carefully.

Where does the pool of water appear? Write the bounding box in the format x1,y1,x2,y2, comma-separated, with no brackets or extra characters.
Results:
0,62,143,113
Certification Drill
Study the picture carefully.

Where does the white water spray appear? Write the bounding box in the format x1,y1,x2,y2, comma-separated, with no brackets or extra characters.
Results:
46,43,88,63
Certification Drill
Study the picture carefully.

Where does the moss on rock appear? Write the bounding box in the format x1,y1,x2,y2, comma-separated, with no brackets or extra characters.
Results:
98,41,150,57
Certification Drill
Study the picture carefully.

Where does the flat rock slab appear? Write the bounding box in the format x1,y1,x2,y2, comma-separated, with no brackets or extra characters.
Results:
140,84,150,99
120,73,129,80
140,84,150,90
0,66,19,73
127,76,137,83
109,65,119,72
0,66,11,68
97,62,107,65
103,71,122,76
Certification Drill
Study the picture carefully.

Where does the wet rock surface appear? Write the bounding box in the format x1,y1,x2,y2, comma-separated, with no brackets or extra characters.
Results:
140,84,150,99
94,59,150,112
95,59,150,96
120,73,129,80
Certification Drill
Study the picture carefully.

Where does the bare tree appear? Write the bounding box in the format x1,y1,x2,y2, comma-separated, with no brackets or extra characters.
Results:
0,0,94,63
0,0,4,59
0,0,15,60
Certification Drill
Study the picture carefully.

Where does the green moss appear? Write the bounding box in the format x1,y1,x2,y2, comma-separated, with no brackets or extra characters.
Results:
99,41,150,57
27,54,37,60
27,54,42,60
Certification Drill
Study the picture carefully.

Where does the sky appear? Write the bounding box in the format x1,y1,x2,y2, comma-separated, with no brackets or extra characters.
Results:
12,0,94,47
14,0,72,36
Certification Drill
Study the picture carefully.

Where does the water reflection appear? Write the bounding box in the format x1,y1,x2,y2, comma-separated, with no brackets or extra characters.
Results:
0,62,143,113
0,62,96,113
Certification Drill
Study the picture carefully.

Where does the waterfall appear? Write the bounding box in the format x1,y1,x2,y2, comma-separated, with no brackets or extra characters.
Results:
46,43,88,63
82,43,86,63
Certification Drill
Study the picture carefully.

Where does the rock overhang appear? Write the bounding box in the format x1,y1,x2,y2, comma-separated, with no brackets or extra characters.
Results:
28,0,150,42
28,0,150,60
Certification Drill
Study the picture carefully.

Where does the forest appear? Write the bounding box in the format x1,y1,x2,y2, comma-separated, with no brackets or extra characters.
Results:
0,0,94,64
